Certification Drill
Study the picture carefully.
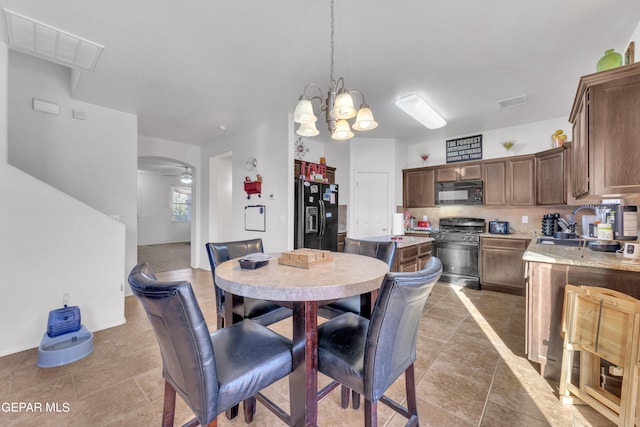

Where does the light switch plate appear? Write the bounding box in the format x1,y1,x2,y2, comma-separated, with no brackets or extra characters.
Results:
522,216,528,224
33,98,60,115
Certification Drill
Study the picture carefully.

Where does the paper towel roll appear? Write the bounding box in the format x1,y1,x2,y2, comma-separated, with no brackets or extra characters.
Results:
392,213,405,236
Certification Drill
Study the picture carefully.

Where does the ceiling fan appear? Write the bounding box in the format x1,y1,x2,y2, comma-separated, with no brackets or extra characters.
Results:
178,166,192,184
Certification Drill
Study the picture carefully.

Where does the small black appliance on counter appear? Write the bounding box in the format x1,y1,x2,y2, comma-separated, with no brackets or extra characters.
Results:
488,220,510,234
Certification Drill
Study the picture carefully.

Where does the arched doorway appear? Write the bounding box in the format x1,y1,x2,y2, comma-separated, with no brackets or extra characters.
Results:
137,156,195,272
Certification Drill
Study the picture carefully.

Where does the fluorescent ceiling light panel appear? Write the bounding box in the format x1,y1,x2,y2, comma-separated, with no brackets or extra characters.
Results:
2,8,104,71
395,93,446,129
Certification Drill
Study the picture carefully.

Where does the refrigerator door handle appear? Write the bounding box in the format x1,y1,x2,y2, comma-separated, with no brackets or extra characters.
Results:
318,200,325,238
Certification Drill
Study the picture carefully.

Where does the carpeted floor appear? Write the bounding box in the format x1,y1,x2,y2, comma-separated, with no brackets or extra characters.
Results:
137,242,191,272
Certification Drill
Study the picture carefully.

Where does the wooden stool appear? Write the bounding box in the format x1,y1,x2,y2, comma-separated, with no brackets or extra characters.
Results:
559,285,640,426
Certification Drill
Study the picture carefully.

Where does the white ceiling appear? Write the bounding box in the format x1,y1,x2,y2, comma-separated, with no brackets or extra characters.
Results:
2,0,639,148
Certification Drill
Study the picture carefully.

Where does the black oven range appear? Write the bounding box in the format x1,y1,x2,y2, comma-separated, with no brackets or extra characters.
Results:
432,217,486,289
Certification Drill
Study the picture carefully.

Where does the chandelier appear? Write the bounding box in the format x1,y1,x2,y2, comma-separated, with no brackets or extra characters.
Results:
293,0,378,141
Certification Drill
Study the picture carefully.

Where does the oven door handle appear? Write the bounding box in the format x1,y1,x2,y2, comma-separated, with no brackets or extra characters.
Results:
434,241,479,247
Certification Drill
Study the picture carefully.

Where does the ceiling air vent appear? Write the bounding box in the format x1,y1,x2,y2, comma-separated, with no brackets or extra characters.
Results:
497,95,527,109
2,8,104,71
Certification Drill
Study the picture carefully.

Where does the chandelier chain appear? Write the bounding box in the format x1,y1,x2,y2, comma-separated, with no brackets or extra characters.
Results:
330,0,335,87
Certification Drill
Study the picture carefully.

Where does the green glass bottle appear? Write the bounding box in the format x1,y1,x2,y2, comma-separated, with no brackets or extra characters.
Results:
596,49,623,72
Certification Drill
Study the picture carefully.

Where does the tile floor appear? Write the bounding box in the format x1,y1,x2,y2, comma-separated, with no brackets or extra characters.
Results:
0,268,614,426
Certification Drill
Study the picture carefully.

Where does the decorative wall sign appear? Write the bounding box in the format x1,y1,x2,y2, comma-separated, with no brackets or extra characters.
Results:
297,160,327,182
446,134,483,163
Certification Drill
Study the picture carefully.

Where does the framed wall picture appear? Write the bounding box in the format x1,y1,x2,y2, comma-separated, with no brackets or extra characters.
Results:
625,41,635,65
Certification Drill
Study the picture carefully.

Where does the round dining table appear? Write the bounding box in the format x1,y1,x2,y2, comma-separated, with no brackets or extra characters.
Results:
215,252,389,427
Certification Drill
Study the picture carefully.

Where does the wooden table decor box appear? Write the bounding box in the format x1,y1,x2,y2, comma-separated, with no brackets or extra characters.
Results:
278,249,333,268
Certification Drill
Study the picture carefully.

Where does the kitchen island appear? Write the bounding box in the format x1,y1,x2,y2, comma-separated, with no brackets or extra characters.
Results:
523,240,640,380
362,235,434,272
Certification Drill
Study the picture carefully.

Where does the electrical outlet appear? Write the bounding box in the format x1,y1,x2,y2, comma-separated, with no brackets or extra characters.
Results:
522,216,528,224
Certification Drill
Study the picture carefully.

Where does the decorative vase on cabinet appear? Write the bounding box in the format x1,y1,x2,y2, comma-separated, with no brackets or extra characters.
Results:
596,49,623,72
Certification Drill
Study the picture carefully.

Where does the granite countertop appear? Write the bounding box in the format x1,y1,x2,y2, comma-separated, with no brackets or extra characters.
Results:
479,232,536,240
523,239,640,273
363,234,433,248
404,230,431,235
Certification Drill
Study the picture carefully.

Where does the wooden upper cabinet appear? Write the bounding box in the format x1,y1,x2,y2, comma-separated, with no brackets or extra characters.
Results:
569,62,640,198
435,167,457,183
459,164,482,181
536,147,565,205
435,164,482,182
571,97,589,198
508,157,535,206
403,169,435,208
482,161,506,205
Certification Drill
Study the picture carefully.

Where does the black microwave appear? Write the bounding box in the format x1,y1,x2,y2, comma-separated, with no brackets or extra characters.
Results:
435,180,483,206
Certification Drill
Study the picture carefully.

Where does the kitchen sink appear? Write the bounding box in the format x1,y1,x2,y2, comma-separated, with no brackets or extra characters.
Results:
536,236,582,246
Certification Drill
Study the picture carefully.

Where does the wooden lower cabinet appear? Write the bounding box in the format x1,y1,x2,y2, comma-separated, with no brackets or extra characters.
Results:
480,237,530,295
392,242,432,272
337,232,346,252
526,262,640,380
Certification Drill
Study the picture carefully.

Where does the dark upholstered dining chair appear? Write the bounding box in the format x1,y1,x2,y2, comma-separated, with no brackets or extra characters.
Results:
317,257,443,427
128,263,293,427
318,238,397,320
205,239,291,329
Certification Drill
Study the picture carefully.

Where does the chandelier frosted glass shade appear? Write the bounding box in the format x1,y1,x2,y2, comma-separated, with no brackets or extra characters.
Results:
293,99,318,123
352,105,378,131
296,120,320,137
330,91,356,119
331,120,354,140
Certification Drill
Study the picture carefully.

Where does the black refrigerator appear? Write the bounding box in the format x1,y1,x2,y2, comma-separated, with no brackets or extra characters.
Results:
294,179,339,251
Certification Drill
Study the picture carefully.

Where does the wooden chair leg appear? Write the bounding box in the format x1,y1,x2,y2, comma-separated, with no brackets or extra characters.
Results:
405,364,418,419
243,397,257,423
162,380,176,427
206,419,218,427
340,385,350,409
364,399,377,427
225,405,239,420
216,314,225,330
352,390,361,409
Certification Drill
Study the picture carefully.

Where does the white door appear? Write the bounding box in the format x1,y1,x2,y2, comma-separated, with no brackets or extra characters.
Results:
354,172,389,237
